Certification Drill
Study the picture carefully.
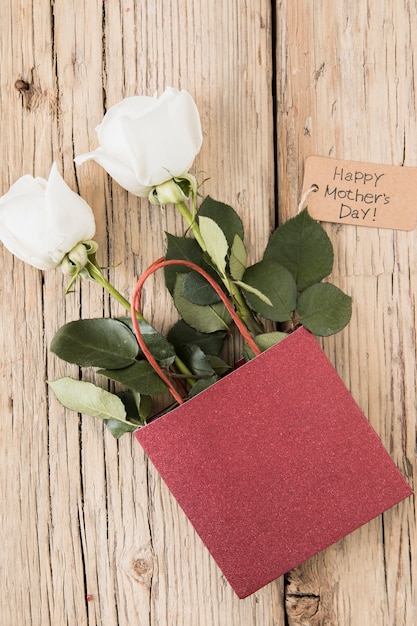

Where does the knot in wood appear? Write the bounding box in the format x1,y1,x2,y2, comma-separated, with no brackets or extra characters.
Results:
127,546,155,588
14,79,30,92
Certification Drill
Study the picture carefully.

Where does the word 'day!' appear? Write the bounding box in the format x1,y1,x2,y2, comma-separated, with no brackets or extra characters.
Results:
302,156,417,231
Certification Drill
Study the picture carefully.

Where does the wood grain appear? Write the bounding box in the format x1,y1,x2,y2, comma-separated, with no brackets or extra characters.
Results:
1,1,279,625
276,1,416,624
0,0,415,624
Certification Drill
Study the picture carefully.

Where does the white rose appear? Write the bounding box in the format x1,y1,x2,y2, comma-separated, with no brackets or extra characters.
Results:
74,87,203,197
0,163,96,270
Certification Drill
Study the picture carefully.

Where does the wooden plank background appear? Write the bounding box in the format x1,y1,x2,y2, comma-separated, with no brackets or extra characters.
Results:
0,1,415,624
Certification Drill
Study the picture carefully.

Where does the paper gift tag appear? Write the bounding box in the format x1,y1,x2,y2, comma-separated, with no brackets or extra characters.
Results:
136,327,412,598
302,156,417,230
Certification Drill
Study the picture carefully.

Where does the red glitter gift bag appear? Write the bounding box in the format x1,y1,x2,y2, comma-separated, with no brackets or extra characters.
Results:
131,258,412,599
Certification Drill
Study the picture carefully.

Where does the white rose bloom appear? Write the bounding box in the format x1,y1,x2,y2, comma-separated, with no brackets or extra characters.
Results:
0,163,96,270
75,87,203,197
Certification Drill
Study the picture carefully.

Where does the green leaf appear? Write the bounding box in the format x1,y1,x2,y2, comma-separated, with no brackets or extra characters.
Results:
97,361,168,394
106,392,153,435
182,271,222,305
50,318,139,369
255,331,289,350
115,391,143,425
233,280,273,306
244,331,288,359
242,260,297,321
117,317,176,367
229,235,247,280
297,283,352,336
187,375,220,398
181,344,216,377
173,274,232,333
197,196,244,247
164,234,206,293
102,419,138,438
139,394,153,423
198,216,229,277
48,377,128,422
263,209,334,291
167,320,227,356
207,355,232,375
138,394,153,422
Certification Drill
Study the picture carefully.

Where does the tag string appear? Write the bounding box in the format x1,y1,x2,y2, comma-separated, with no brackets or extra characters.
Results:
131,257,261,405
297,184,318,213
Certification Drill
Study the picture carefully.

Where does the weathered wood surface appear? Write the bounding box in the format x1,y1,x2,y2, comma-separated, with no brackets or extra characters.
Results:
0,1,415,624
277,2,417,624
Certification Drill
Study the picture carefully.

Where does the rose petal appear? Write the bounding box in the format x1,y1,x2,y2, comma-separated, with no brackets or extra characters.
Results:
76,150,151,197
75,88,203,195
121,89,203,187
93,96,157,172
0,187,59,269
0,164,97,269
46,164,96,238
100,95,156,124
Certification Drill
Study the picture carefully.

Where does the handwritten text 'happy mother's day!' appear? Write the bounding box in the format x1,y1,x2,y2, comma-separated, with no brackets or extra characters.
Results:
324,166,390,223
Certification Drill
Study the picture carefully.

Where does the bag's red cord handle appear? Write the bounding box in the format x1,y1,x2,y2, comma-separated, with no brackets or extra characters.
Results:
131,257,261,405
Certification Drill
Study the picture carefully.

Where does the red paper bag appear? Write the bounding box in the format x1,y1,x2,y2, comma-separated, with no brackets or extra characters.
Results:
132,261,412,598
